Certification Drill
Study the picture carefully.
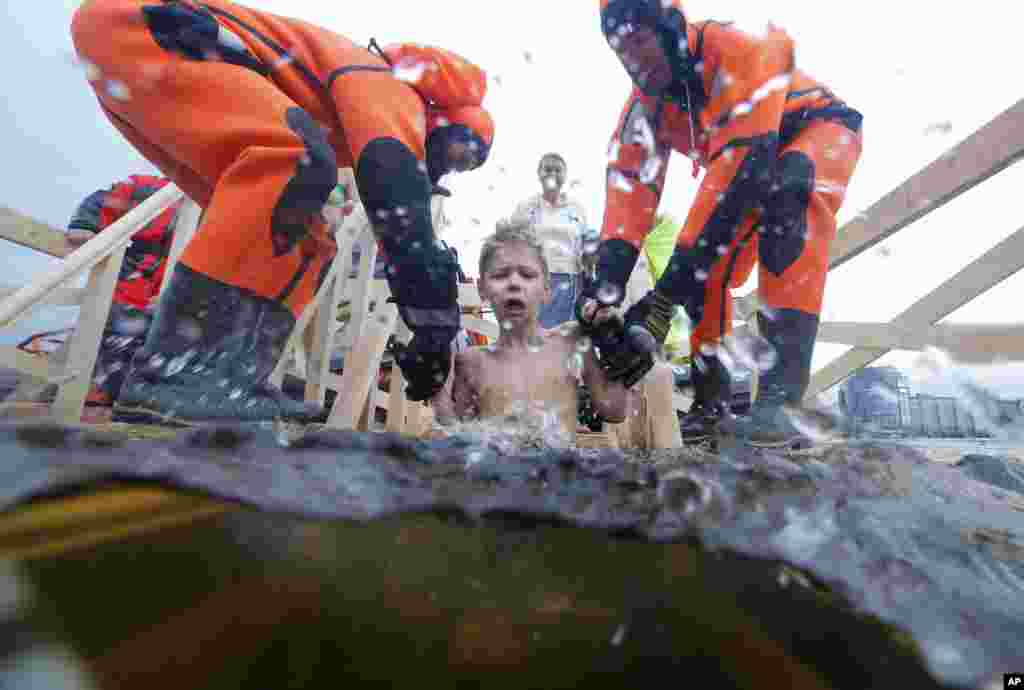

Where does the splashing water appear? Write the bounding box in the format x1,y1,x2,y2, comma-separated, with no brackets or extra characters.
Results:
720,332,778,374
910,347,1013,438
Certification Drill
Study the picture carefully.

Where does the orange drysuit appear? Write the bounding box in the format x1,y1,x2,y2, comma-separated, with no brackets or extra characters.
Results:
596,3,863,361
71,0,494,327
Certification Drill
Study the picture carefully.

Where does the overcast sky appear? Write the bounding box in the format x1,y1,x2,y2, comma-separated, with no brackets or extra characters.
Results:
3,1,1024,397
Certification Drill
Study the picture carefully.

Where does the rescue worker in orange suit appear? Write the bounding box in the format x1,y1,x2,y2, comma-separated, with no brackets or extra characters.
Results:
66,175,184,407
581,0,863,446
71,0,494,425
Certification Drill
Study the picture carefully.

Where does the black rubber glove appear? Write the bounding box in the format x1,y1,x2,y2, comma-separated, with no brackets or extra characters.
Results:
593,326,655,388
589,289,674,388
393,329,453,402
621,288,676,354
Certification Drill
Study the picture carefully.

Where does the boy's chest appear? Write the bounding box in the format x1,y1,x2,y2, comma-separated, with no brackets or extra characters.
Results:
476,353,579,416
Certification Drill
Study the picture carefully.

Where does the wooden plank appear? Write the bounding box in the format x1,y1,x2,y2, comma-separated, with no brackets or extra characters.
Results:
0,206,74,258
52,246,127,423
159,199,202,298
0,184,184,328
807,224,1024,398
829,98,1024,271
304,232,356,405
326,300,398,429
0,286,87,307
731,98,1024,320
645,365,682,449
816,321,1024,363
336,228,378,350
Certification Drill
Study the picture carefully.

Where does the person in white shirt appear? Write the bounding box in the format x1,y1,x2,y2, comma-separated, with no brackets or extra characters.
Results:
511,153,589,328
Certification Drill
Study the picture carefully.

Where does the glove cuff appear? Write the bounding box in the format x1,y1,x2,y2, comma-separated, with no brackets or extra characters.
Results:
593,238,640,305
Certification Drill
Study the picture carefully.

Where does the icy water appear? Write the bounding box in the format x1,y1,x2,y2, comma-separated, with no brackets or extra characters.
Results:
857,437,1024,464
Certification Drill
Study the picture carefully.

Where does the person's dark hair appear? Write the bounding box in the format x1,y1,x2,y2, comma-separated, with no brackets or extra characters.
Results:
537,152,567,174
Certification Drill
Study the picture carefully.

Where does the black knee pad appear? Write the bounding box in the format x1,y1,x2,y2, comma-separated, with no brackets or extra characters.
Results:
270,107,338,256
759,150,815,276
356,137,457,315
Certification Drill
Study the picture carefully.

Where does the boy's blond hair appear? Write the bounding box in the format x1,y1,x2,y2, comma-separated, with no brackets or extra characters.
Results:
478,217,550,282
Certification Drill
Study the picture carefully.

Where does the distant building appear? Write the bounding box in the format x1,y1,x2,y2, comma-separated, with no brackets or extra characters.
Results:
839,366,1024,437
838,367,911,432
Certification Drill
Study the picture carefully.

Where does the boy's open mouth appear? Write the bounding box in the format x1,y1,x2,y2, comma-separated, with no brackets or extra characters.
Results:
502,298,526,312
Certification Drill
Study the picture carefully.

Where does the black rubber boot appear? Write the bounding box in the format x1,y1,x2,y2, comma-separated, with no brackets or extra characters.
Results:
114,264,324,426
722,308,820,448
678,353,731,443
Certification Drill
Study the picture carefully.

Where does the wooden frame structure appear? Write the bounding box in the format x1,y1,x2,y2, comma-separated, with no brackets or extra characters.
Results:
3,97,1024,437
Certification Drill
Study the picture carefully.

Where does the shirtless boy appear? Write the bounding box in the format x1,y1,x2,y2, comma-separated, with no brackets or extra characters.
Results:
432,219,631,445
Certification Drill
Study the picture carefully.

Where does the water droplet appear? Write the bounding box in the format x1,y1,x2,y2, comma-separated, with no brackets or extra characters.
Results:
272,52,294,69
105,80,130,100
609,171,633,193
501,320,513,331
596,282,623,306
694,269,709,282
611,623,627,646
922,121,953,136
392,59,427,83
228,387,244,400
639,155,663,184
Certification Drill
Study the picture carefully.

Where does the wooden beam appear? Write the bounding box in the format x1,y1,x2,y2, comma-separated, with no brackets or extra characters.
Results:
0,184,184,328
52,246,127,423
0,206,74,258
829,98,1024,271
0,286,87,307
807,224,1024,397
326,301,398,429
732,98,1024,319
816,321,1024,363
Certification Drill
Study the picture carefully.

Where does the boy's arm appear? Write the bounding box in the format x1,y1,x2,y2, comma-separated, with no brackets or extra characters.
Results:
432,351,482,423
581,339,630,424
430,359,458,425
